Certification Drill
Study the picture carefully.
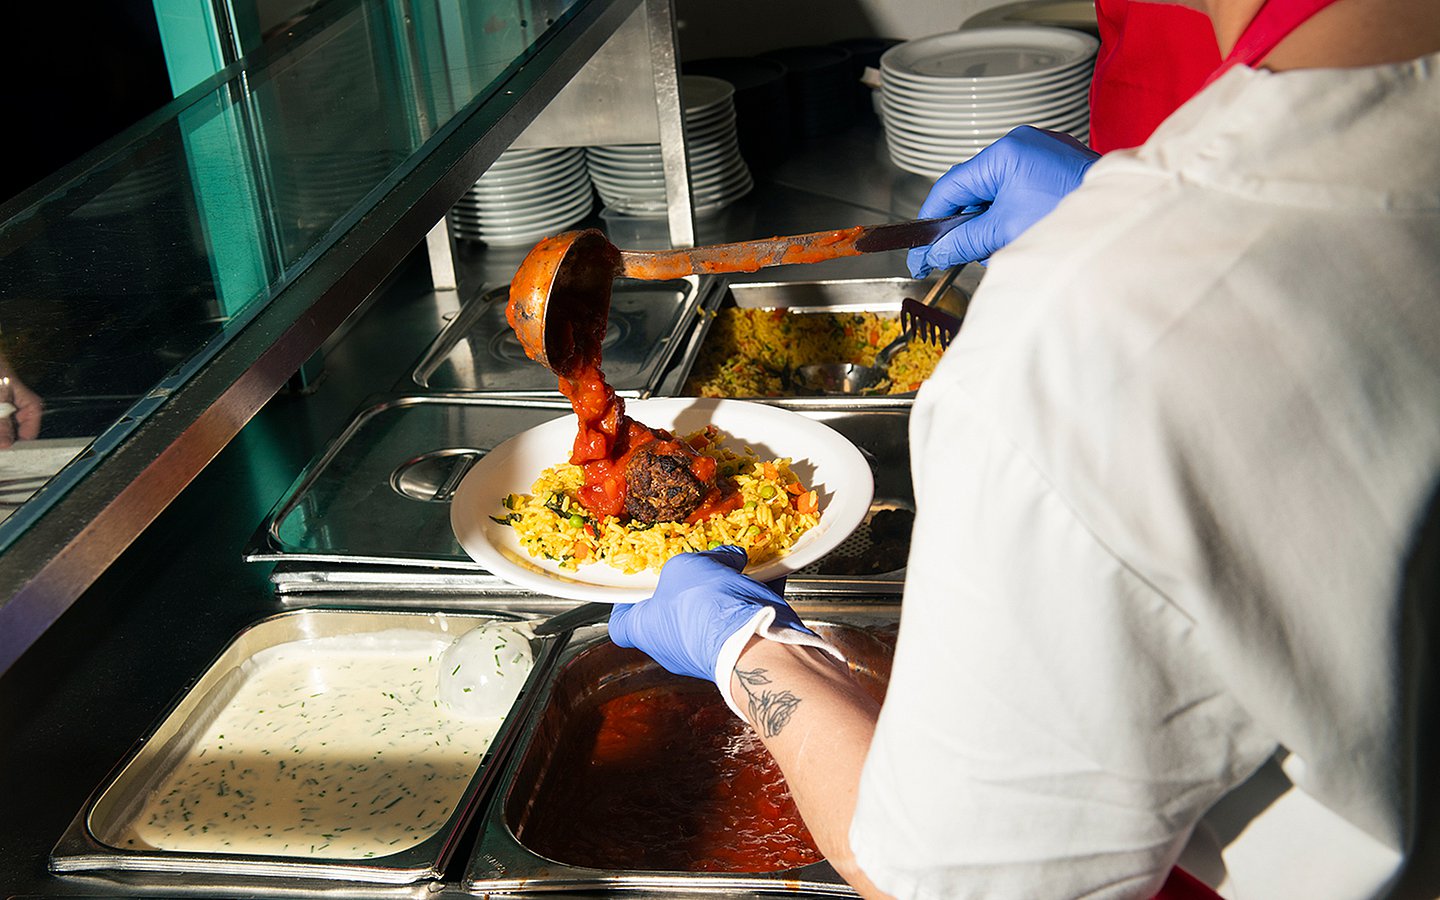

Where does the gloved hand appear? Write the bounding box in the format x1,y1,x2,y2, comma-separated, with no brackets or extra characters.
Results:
907,125,1100,277
609,546,832,716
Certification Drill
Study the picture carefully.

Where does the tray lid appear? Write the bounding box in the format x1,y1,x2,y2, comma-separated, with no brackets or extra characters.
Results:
246,396,572,568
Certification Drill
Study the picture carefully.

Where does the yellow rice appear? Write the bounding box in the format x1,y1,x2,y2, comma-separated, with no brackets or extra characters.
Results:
683,308,945,397
496,427,821,574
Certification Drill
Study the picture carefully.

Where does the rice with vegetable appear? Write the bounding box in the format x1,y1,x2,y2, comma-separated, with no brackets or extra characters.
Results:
494,426,821,574
684,308,944,397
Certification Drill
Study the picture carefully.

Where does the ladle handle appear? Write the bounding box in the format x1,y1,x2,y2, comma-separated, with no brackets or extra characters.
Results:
616,209,983,281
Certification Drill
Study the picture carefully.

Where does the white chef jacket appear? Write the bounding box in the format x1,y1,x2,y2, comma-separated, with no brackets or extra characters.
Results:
851,53,1440,899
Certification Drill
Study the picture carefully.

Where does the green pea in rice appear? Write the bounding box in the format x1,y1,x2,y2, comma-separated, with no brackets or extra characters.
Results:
495,429,821,574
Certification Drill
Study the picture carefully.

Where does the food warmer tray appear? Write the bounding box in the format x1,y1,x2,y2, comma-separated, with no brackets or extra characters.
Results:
49,608,565,892
244,396,572,571
410,275,723,395
245,396,917,597
657,272,980,401
461,608,897,896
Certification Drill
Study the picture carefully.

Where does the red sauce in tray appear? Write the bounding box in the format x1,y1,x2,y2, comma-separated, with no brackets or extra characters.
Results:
508,230,738,520
519,680,822,872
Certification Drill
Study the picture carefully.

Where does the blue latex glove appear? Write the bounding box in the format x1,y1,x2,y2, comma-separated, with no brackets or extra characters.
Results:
608,546,815,684
907,125,1100,278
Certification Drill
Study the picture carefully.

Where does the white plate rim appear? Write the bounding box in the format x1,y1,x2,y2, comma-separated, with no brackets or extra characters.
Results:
880,86,1091,119
880,67,1092,106
880,54,1093,93
680,74,736,112
881,99,1086,131
464,171,591,207
465,197,595,234
475,154,587,187
884,110,1089,143
881,82,1088,117
450,398,873,602
483,148,584,175
586,142,735,173
880,26,1098,85
455,190,595,233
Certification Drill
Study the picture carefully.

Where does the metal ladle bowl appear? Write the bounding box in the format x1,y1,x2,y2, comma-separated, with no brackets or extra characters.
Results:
791,362,887,395
792,334,905,394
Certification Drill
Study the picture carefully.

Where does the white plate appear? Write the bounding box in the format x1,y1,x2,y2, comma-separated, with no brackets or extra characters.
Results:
881,68,1092,108
458,188,593,229
596,168,753,214
882,54,1091,91
486,147,581,169
463,171,591,209
478,149,578,177
681,75,735,113
590,147,743,180
588,143,665,158
474,164,583,191
881,55,1092,94
881,77,1082,115
467,193,595,233
885,109,1088,144
475,155,586,188
881,84,1087,120
882,100,1086,133
451,398,872,601
587,143,738,176
884,128,1089,175
464,170,592,207
455,196,593,229
685,109,737,133
469,210,592,246
458,171,590,207
881,27,1097,85
590,155,746,192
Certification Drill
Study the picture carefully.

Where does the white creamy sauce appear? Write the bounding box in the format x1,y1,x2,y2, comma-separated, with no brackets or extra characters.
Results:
128,627,532,859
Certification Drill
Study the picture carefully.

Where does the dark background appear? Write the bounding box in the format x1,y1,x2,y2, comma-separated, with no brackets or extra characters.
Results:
1,2,172,205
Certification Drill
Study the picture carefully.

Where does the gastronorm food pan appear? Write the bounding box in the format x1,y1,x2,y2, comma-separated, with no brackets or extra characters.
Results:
411,276,723,395
244,396,572,570
247,397,914,595
462,613,896,895
246,398,913,589
665,274,976,400
50,608,562,888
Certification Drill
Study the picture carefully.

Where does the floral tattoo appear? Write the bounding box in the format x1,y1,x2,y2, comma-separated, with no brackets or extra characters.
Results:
735,667,801,738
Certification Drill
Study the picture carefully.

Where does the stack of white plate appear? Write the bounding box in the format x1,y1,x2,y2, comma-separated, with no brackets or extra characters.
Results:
586,75,753,219
448,147,594,247
879,26,1097,177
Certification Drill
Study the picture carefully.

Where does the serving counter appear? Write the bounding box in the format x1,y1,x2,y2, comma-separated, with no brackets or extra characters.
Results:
0,1,962,893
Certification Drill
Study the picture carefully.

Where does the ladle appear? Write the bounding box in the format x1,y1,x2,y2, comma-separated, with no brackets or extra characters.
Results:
506,211,981,375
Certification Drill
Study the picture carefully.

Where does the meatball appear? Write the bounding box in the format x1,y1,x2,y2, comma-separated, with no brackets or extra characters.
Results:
624,446,706,523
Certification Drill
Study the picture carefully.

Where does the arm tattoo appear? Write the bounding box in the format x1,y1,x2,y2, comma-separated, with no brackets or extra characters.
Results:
735,667,801,738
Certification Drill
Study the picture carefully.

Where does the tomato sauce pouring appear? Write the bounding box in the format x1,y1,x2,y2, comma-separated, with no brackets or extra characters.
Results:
507,230,738,523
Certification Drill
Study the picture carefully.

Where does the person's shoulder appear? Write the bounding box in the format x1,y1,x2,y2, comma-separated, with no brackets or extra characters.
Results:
930,168,1232,406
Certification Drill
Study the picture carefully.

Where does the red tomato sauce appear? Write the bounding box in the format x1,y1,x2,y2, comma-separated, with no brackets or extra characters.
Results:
509,230,738,521
518,680,823,872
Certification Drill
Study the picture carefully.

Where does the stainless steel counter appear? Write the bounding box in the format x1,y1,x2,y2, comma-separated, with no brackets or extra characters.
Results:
0,117,922,897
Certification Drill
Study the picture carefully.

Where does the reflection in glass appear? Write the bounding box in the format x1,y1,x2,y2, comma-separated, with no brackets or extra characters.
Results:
0,0,581,545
